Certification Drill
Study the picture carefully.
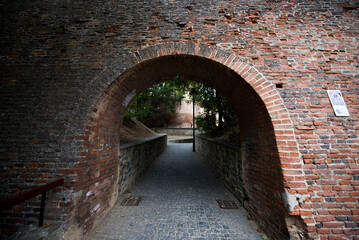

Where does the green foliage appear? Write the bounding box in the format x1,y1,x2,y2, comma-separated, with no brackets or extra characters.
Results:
195,112,217,132
125,80,185,121
187,82,234,132
126,76,234,132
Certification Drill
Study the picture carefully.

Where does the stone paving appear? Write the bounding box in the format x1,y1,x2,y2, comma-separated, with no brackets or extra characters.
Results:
89,143,264,240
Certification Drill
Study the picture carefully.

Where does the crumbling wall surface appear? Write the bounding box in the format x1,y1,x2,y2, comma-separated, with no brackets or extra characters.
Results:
0,1,358,239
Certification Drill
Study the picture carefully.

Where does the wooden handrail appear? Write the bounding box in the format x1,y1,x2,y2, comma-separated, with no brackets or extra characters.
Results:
0,178,64,210
0,178,64,227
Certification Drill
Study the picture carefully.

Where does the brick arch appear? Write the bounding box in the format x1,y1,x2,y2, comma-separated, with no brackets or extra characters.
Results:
74,43,313,239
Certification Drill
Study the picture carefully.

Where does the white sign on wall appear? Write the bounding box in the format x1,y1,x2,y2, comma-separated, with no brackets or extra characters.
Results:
327,90,350,117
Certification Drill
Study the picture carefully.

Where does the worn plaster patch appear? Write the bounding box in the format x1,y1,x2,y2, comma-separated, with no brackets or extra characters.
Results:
94,203,100,211
282,189,305,212
72,190,83,201
86,190,92,197
122,89,137,108
91,203,100,214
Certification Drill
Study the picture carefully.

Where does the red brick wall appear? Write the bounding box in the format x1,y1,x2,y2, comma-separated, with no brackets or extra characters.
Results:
75,51,310,239
1,1,358,239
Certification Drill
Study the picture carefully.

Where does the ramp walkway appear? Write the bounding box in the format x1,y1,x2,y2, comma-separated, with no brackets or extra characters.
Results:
89,143,264,240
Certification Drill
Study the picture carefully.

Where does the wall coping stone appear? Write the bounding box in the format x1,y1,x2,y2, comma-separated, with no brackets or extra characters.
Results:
196,134,241,151
120,134,167,150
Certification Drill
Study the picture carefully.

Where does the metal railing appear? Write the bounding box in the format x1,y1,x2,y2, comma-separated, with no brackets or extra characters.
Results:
0,178,64,227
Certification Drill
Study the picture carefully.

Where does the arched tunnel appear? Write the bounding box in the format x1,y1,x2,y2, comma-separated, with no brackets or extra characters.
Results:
74,53,308,239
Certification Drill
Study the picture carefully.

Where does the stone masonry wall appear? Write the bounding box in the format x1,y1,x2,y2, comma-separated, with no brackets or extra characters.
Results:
196,135,246,205
0,1,358,239
196,134,291,239
118,135,167,195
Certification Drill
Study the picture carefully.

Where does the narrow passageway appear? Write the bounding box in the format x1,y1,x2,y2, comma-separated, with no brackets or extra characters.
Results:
90,143,263,240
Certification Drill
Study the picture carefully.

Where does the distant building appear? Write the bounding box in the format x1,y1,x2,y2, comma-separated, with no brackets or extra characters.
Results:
164,97,203,128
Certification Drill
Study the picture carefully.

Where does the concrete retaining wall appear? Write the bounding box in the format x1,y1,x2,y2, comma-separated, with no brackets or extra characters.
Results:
118,134,167,195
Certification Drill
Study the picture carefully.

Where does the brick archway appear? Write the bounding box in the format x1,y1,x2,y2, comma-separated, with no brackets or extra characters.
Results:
73,42,313,239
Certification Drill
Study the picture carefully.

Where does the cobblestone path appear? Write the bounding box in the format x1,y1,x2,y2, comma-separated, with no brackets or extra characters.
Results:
89,143,264,240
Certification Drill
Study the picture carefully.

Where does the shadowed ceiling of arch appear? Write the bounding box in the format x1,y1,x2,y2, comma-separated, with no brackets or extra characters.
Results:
117,54,262,107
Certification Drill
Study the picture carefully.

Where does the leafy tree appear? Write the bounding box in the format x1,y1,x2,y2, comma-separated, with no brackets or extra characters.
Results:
188,84,234,132
156,77,234,132
126,77,234,132
125,80,185,122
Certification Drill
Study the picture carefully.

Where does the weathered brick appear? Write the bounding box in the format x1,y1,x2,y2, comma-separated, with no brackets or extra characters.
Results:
1,1,358,240
322,222,345,228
